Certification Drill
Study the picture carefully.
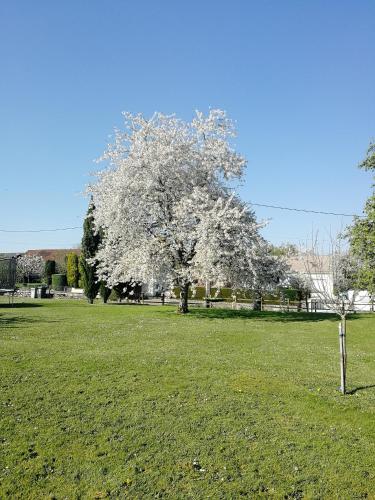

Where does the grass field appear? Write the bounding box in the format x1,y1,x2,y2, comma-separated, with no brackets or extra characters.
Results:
1,299,375,498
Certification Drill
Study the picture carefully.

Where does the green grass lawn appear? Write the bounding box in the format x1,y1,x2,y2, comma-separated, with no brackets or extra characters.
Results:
1,299,375,498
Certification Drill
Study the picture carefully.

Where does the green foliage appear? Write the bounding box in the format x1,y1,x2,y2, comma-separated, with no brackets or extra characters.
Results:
173,286,273,301
348,195,375,295
1,299,375,498
66,253,80,288
192,286,206,300
279,287,298,301
358,141,375,171
81,203,101,260
214,287,233,299
80,202,101,303
51,273,67,290
99,281,111,303
44,260,56,286
173,286,209,300
79,256,99,304
15,282,46,289
348,142,375,295
111,283,128,301
109,288,121,302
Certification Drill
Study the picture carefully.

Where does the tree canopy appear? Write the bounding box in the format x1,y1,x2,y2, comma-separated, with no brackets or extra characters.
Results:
348,141,375,296
89,109,271,312
80,203,101,303
17,255,44,283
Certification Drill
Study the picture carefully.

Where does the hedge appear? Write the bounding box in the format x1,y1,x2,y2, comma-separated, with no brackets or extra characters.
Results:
51,274,67,291
170,286,296,304
173,286,256,300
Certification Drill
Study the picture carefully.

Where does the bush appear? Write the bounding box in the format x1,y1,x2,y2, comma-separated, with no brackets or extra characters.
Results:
173,286,255,300
52,274,67,291
171,286,284,303
99,282,111,303
279,287,299,301
215,287,233,299
173,286,206,300
66,253,80,288
109,289,120,302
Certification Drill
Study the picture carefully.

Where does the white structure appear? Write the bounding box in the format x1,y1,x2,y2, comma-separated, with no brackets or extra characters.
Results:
348,290,374,312
287,254,373,312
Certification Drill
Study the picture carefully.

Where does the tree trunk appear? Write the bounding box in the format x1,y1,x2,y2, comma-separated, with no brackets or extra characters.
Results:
88,298,94,304
296,292,302,312
178,283,189,314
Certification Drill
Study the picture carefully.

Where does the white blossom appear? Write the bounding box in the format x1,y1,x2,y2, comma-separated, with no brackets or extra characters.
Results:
89,110,270,310
17,255,44,282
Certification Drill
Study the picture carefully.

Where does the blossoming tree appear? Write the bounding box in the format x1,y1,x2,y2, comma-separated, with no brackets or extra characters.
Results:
17,255,45,284
89,109,266,313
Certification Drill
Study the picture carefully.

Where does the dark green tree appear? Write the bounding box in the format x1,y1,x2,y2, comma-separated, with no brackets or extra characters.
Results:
44,260,56,286
99,281,111,303
80,202,101,304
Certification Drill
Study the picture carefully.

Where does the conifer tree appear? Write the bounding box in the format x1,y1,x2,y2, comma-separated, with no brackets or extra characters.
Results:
66,253,80,287
80,202,101,303
44,260,56,286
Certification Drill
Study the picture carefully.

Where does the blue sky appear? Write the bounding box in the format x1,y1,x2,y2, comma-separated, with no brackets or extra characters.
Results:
0,0,374,252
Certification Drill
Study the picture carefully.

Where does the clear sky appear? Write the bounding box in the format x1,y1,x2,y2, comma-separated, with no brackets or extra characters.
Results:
0,0,374,252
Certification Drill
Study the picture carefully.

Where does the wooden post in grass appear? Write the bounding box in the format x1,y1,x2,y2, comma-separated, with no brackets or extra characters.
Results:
338,321,347,394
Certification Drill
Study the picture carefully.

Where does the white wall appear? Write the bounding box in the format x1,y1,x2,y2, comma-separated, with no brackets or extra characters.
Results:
348,290,374,312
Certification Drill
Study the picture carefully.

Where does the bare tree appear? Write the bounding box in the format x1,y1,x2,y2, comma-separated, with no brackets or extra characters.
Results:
287,273,311,312
303,237,359,394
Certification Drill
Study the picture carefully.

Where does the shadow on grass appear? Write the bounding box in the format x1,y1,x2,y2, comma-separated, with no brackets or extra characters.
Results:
347,384,375,395
186,308,359,323
0,314,61,328
0,315,41,328
0,303,43,309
